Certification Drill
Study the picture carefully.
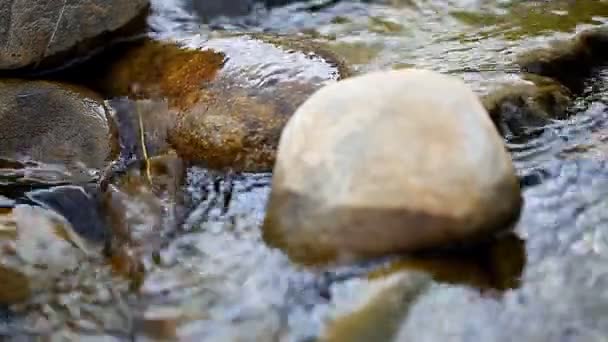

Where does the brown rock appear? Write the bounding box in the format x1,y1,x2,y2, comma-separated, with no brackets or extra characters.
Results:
97,35,349,171
0,264,30,304
263,69,522,265
517,26,608,92
483,74,573,137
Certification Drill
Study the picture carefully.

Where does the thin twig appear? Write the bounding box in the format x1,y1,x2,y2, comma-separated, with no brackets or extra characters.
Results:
136,103,153,184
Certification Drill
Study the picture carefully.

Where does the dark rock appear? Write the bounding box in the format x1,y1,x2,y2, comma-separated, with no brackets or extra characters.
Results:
0,80,116,171
26,185,109,244
190,0,304,21
517,26,608,92
0,0,149,71
483,75,573,137
107,98,177,165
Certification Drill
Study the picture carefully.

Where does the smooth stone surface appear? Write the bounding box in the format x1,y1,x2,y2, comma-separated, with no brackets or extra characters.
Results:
97,35,348,171
0,0,148,70
0,80,115,170
263,69,522,265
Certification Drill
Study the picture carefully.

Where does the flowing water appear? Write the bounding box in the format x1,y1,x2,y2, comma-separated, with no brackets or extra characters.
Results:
3,0,608,341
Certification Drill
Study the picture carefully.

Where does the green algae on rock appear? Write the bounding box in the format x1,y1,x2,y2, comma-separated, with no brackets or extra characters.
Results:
450,0,608,41
263,69,522,265
0,80,116,171
96,35,349,172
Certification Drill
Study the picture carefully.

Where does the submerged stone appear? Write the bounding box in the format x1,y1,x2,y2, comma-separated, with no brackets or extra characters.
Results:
263,69,522,265
368,234,526,291
0,204,92,304
322,272,430,342
26,185,109,244
0,265,30,305
483,75,573,137
96,35,349,171
99,151,185,285
0,80,116,171
517,26,608,92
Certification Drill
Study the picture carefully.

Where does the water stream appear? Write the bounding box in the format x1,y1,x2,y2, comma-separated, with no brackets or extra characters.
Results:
3,0,608,340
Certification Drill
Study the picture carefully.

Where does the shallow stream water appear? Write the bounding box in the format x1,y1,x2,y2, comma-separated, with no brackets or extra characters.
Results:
3,0,608,341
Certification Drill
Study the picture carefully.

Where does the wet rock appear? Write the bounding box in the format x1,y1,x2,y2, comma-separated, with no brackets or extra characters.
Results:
96,35,348,171
0,195,14,208
101,152,185,249
190,0,255,20
517,26,608,92
26,185,109,245
189,0,308,22
367,234,526,291
0,80,116,171
0,157,95,201
99,151,185,285
263,69,522,265
0,0,149,70
322,272,430,342
483,75,573,137
0,265,30,304
0,204,91,304
0,208,27,304
107,98,177,164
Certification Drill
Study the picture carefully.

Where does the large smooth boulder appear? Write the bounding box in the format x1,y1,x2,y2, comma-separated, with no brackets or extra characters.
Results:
262,69,522,265
0,0,148,70
0,80,116,170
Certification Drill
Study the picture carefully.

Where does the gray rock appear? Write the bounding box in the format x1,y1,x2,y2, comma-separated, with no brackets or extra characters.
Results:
0,80,115,170
190,0,301,21
0,0,148,70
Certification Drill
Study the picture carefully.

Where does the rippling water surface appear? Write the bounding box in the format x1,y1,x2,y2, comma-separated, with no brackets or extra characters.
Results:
4,0,608,341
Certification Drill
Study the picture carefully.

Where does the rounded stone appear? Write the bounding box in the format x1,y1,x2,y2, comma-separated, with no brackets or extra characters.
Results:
97,35,349,172
0,80,115,170
0,0,148,70
262,69,522,265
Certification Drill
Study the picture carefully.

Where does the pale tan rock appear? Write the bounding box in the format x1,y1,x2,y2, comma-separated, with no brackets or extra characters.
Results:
262,69,522,265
